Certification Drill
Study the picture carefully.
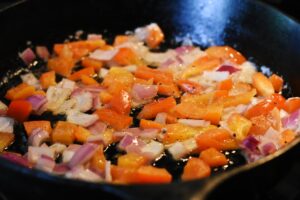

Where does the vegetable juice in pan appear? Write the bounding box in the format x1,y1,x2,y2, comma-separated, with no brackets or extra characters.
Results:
0,23,298,183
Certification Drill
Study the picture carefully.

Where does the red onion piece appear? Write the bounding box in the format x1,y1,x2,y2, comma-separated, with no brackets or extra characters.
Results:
28,146,54,164
88,121,107,135
175,55,184,64
175,46,194,55
240,136,260,152
140,140,164,161
89,49,119,61
35,155,55,173
282,109,300,130
159,59,175,69
132,83,158,101
71,91,93,112
118,135,135,150
217,65,240,74
80,85,105,94
261,142,277,156
155,112,167,125
67,110,99,127
105,161,112,182
1,152,30,167
28,128,50,147
62,144,81,163
36,46,50,61
27,95,47,112
19,48,36,65
87,134,104,144
53,163,70,175
66,166,102,182
68,143,99,168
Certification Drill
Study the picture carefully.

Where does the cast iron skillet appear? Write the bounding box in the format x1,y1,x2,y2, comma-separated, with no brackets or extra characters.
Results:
0,0,300,199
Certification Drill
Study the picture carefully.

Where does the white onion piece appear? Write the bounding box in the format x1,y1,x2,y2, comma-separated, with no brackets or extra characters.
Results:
66,110,99,127
19,48,36,65
123,65,137,72
62,144,81,163
68,143,99,168
21,73,40,89
71,91,93,112
53,99,76,115
0,117,14,133
178,119,210,127
36,46,50,61
46,86,72,111
140,140,164,161
50,143,67,155
155,113,167,125
99,68,109,78
0,101,7,116
105,161,112,182
182,138,198,153
87,34,102,41
28,128,49,147
202,71,229,82
66,166,102,182
35,155,55,173
167,142,188,160
28,146,54,164
89,49,119,61
57,78,76,91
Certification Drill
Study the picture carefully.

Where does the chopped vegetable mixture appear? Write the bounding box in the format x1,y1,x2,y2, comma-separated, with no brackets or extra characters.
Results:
0,23,298,184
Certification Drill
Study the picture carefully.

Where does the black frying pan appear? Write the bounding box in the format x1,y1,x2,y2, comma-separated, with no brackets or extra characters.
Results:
0,0,300,199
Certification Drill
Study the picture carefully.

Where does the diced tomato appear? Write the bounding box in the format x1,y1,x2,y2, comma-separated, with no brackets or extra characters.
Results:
113,48,141,65
54,40,105,60
7,100,32,122
99,91,113,104
39,71,56,89
5,83,35,101
280,129,296,146
80,75,98,85
249,115,272,135
135,166,172,183
157,82,181,98
0,132,14,152
181,158,211,181
81,57,103,71
113,35,132,46
219,89,256,108
135,66,174,84
48,45,75,77
218,79,233,91
283,97,300,113
138,97,176,119
146,25,164,49
269,74,283,93
102,67,134,92
95,108,132,130
74,126,91,143
199,148,228,167
23,121,52,136
252,72,274,97
109,89,131,115
182,56,221,79
245,93,286,119
173,103,223,125
195,128,238,151
118,153,147,169
68,67,95,81
140,119,163,129
51,121,77,145
205,46,246,65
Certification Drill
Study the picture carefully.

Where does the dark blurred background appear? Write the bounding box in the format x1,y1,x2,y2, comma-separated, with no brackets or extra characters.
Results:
0,0,299,200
